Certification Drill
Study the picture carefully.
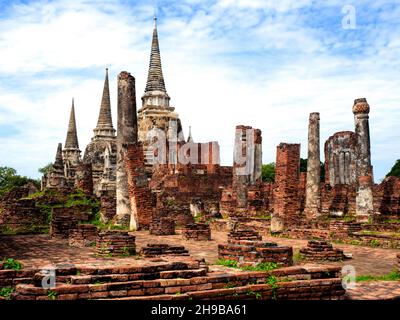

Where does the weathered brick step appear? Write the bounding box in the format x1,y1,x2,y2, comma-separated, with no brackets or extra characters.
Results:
103,278,345,300
55,268,208,284
34,261,199,277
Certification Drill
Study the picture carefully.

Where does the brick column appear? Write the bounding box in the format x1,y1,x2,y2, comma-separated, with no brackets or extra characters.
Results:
353,98,373,222
305,113,321,219
271,143,300,232
124,143,153,230
115,71,138,228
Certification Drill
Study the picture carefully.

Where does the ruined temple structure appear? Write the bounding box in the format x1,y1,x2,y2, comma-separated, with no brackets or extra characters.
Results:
220,125,267,218
137,16,185,174
37,14,400,235
83,68,117,197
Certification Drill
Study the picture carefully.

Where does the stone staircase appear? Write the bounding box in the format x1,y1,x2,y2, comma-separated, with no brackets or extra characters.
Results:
12,258,346,300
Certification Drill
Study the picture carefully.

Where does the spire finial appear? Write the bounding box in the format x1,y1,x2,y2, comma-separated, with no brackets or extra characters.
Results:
65,99,79,149
94,68,115,137
145,16,167,93
187,126,194,143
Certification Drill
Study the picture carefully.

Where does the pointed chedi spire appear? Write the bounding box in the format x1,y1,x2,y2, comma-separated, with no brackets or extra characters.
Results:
53,143,64,171
187,126,194,143
145,16,166,93
65,98,79,149
94,68,116,139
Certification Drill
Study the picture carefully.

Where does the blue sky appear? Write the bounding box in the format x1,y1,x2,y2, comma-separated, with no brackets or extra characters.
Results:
0,0,399,181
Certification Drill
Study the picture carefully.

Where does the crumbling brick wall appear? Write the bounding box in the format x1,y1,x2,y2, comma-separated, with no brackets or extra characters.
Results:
124,143,155,230
151,163,231,227
75,163,94,195
373,177,400,217
182,223,211,241
0,187,47,234
96,230,136,256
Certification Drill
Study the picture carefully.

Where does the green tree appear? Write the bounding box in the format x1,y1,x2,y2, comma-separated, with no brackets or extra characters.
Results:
0,166,39,197
38,163,53,175
262,163,275,182
386,160,400,177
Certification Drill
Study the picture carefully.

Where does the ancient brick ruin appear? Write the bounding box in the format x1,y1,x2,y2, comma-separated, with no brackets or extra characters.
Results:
96,230,136,256
299,241,347,262
218,229,293,267
182,223,211,241
1,16,400,302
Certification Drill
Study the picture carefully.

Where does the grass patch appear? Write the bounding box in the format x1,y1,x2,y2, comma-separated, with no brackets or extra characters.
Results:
293,251,304,263
215,259,238,268
1,258,22,271
356,270,400,282
0,287,14,300
224,282,237,289
241,262,278,272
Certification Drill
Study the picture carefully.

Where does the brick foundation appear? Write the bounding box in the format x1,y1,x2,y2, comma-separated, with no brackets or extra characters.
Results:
96,230,136,256
219,229,293,267
149,217,175,236
50,208,78,239
284,228,330,240
68,224,98,247
140,244,189,257
300,240,346,262
228,229,262,242
182,223,211,241
10,261,345,300
329,221,362,240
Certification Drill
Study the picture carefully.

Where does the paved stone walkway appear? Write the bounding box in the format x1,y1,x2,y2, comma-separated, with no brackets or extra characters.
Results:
1,230,399,300
345,281,400,300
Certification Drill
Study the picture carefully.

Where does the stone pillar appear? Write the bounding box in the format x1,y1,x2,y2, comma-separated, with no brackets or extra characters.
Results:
232,125,262,208
115,71,138,228
305,112,321,219
252,129,262,185
271,143,300,232
353,98,373,222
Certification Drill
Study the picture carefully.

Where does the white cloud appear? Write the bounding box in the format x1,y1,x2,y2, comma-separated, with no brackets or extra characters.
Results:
0,0,399,182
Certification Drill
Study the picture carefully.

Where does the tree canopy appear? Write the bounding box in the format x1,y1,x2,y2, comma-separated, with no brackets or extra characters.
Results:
0,166,40,197
262,163,275,182
386,159,400,178
38,163,53,175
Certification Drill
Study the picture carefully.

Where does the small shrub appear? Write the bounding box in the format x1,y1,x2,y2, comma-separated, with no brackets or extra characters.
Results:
47,290,58,300
266,275,279,300
2,258,22,271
